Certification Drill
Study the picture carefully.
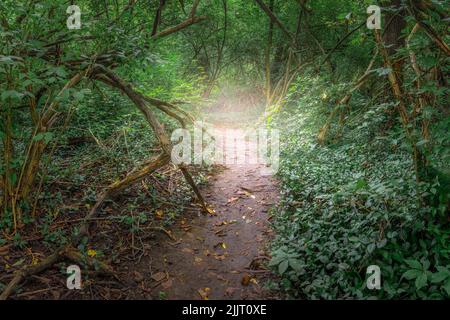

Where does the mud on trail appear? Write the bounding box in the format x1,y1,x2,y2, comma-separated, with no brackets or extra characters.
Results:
128,126,281,300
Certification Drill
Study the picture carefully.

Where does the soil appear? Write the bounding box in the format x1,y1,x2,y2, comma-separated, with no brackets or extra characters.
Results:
1,121,281,300
126,125,281,299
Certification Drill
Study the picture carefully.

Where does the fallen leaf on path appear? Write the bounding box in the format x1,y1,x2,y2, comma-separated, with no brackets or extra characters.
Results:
155,209,163,219
214,254,226,261
214,242,227,250
224,287,236,297
214,228,227,236
162,279,173,289
240,186,254,193
194,256,203,263
198,288,210,300
182,247,193,254
227,197,239,204
241,274,251,286
217,274,228,282
133,271,144,282
215,220,237,227
151,272,166,282
186,232,195,239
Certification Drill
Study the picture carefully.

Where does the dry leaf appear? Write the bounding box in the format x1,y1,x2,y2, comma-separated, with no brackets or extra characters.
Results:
214,242,227,250
155,209,163,219
224,287,236,297
198,288,210,300
227,197,239,204
217,274,227,282
151,272,166,282
182,247,194,254
162,279,173,289
133,271,144,282
241,274,251,286
0,245,10,255
213,254,226,261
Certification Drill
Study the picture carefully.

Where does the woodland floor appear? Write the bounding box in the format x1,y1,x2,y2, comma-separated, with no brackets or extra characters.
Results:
2,114,282,300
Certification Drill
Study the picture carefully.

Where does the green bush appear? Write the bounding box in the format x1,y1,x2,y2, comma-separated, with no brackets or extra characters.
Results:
270,75,450,299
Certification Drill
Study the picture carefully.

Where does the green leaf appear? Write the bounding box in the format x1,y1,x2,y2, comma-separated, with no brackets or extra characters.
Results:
1,90,23,102
288,259,304,273
73,90,86,101
431,271,449,284
33,132,54,144
405,259,422,270
431,267,450,283
443,280,450,296
278,260,289,275
402,269,421,280
416,139,429,147
415,273,428,290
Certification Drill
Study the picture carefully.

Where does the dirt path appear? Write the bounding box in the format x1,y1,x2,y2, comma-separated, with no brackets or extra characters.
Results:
130,126,280,300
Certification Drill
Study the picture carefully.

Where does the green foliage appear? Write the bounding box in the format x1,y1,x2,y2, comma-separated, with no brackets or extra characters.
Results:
270,73,450,299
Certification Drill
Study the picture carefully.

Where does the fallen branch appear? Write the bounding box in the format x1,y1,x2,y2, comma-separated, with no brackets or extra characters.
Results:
0,245,116,300
79,153,171,238
0,247,65,300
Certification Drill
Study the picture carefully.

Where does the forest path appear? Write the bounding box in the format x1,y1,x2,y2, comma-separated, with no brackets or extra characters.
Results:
130,125,280,300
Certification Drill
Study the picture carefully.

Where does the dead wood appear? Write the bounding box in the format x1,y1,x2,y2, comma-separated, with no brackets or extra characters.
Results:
317,49,378,144
79,153,170,238
0,247,65,300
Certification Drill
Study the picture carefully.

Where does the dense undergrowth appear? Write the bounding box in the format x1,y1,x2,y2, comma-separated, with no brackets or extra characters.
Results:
1,0,449,300
269,74,450,299
0,61,207,250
